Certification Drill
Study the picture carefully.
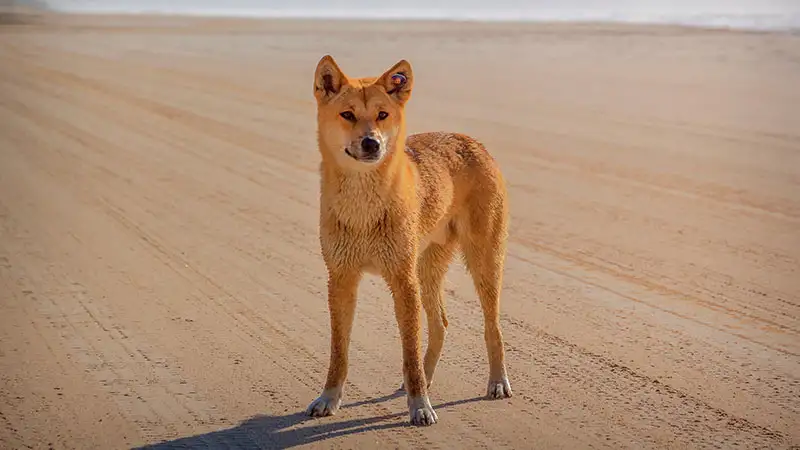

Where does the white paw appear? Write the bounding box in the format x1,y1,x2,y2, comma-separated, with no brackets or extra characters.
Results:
487,377,513,399
306,390,342,417
408,395,438,426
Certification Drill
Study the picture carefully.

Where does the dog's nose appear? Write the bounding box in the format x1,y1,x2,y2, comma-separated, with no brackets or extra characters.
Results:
361,137,380,155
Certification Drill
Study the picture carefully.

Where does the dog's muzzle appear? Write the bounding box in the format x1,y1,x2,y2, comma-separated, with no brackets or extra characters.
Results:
345,136,382,162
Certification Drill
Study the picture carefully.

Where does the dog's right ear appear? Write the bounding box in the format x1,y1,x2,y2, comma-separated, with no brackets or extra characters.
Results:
314,55,347,103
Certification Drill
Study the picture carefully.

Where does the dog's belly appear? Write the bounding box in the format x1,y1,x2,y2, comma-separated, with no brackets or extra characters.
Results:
361,220,450,276
419,218,450,252
362,264,382,276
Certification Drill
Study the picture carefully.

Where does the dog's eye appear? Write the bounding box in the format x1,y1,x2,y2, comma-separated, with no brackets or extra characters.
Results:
339,111,356,122
377,111,389,121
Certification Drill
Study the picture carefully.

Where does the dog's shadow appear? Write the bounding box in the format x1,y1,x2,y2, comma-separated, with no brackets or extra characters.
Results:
135,390,484,449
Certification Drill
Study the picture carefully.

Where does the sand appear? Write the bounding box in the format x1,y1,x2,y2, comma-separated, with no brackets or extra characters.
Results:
1,12,799,450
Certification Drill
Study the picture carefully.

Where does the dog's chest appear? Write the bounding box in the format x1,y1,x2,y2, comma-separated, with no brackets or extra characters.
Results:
326,177,385,228
324,170,449,277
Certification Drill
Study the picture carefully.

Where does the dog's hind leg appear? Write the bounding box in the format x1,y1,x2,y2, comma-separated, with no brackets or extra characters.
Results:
458,197,513,399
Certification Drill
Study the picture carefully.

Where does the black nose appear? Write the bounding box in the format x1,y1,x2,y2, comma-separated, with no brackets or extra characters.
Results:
361,137,380,155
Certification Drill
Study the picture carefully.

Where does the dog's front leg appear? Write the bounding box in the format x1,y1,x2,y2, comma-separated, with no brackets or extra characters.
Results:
306,269,360,417
386,269,438,426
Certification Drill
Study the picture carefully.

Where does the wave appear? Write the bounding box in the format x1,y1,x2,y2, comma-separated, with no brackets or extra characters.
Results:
47,5,800,32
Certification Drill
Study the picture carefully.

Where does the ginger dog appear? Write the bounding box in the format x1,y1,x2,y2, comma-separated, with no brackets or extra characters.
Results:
306,55,512,426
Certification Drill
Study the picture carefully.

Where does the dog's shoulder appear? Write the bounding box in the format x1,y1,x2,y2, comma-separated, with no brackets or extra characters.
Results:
406,131,498,176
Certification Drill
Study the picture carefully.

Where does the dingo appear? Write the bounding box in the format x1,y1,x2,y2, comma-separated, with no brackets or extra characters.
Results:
306,55,512,426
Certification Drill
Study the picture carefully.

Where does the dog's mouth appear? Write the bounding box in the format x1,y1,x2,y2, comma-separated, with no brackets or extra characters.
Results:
344,148,381,163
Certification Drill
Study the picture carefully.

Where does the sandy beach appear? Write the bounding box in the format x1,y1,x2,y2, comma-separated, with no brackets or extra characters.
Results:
1,12,799,449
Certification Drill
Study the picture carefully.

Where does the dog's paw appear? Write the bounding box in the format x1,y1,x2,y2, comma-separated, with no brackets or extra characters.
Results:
306,392,342,417
486,377,513,399
408,395,438,426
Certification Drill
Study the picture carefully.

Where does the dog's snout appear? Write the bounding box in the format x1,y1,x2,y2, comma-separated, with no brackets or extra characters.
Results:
361,137,380,155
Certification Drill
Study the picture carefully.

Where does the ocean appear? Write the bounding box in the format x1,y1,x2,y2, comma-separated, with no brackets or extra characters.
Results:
37,0,800,31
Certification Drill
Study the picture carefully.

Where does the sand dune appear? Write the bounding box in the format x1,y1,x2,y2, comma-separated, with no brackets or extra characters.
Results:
1,14,799,449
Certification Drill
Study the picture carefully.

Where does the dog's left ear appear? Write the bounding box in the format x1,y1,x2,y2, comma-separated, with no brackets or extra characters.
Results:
377,59,413,104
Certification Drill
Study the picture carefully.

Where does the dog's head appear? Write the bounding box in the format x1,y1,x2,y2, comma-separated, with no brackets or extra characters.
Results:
313,55,413,171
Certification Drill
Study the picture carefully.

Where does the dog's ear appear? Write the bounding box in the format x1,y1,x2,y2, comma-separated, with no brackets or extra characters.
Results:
377,59,413,104
314,55,347,103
